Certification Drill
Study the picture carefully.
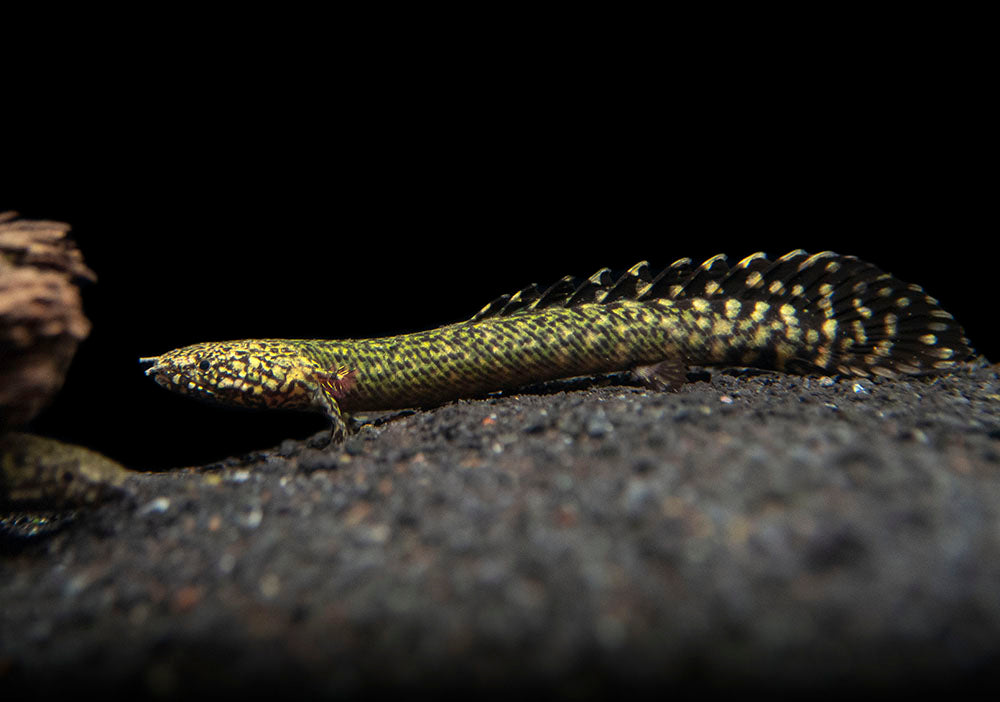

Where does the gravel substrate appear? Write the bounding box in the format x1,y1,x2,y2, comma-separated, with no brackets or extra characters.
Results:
3,363,1000,696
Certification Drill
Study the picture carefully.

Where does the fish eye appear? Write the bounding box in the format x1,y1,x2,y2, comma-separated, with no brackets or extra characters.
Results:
199,360,211,371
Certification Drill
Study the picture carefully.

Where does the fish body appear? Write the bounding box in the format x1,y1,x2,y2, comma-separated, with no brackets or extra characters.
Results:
141,250,973,440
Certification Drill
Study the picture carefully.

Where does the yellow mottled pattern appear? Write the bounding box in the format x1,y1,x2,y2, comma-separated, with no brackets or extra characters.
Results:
141,250,973,438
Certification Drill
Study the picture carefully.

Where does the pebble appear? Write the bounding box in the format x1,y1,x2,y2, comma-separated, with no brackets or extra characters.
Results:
344,437,366,456
137,497,171,516
585,411,614,437
241,506,263,529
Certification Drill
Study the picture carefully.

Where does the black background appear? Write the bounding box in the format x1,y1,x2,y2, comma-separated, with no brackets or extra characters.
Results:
4,27,994,470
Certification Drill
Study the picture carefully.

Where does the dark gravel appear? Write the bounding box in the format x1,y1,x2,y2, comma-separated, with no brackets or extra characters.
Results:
3,363,1000,696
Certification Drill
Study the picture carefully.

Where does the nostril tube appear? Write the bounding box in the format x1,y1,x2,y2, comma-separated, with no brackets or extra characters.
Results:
139,356,163,376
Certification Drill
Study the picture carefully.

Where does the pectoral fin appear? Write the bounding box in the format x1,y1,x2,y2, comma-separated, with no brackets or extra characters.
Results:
632,358,689,391
312,365,357,443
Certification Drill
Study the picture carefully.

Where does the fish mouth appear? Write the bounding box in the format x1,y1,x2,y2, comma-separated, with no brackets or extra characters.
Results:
140,356,223,401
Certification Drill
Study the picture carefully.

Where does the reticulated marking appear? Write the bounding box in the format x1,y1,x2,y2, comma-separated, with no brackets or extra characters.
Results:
712,317,733,336
753,326,771,346
852,320,867,343
884,313,898,337
751,302,769,322
725,299,742,319
814,345,831,367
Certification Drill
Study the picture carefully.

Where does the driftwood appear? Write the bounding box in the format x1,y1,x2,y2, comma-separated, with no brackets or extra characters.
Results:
0,211,95,431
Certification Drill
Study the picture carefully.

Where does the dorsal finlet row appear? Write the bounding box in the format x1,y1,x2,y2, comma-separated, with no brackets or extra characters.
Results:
469,252,764,321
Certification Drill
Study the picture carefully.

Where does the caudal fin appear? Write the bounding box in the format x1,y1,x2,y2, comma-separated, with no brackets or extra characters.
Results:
689,249,973,378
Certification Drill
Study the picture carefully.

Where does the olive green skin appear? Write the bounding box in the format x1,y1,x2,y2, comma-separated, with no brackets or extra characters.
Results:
141,251,971,440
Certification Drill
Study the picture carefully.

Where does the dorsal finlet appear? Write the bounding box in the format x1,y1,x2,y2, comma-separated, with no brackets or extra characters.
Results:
699,253,728,270
777,248,808,262
736,252,768,268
